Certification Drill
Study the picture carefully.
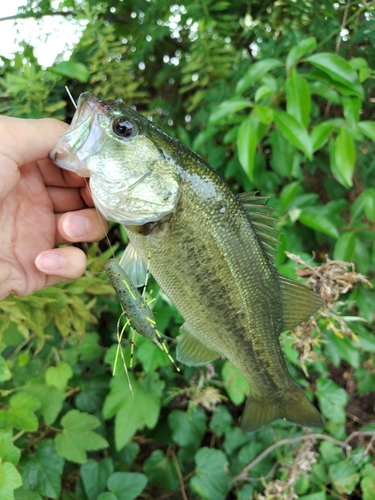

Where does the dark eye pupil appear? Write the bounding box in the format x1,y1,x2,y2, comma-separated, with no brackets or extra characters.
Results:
113,119,133,137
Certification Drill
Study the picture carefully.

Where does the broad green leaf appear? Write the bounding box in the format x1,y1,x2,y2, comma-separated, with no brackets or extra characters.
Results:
273,110,312,159
209,98,252,124
363,188,375,222
209,406,233,437
103,373,164,451
222,361,249,405
311,122,332,151
299,493,327,500
136,340,170,373
286,37,317,67
8,392,40,432
0,462,22,500
279,181,301,210
334,232,356,261
97,494,117,500
0,355,12,382
361,476,375,500
254,105,273,125
50,61,90,82
306,53,362,97
143,450,179,491
329,461,360,495
334,128,356,188
168,406,206,454
298,210,339,238
342,96,361,126
14,488,42,500
20,440,63,500
25,383,65,425
0,429,21,464
81,458,114,500
254,84,273,102
316,379,348,423
45,361,73,390
237,112,259,181
55,410,109,464
106,472,147,500
358,121,375,142
270,128,296,178
190,448,230,500
285,69,311,127
236,59,283,95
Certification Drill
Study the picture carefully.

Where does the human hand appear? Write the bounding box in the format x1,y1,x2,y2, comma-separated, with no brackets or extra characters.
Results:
0,115,108,301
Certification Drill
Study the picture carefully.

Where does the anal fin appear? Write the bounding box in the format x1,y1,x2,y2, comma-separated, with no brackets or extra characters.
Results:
177,325,221,366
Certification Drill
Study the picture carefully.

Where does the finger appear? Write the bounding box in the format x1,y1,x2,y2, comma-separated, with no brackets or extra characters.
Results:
56,209,109,245
38,158,88,188
35,246,87,285
47,186,89,212
0,116,68,167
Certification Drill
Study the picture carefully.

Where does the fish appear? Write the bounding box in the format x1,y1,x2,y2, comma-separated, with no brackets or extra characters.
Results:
49,92,323,431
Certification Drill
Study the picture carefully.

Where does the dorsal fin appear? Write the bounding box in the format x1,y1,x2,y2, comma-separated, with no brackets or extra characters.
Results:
238,192,280,260
279,274,322,332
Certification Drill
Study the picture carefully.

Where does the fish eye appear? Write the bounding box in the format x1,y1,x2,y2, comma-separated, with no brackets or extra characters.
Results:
112,118,135,138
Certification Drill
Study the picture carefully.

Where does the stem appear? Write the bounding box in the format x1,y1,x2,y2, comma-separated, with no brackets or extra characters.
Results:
233,431,375,483
335,0,351,54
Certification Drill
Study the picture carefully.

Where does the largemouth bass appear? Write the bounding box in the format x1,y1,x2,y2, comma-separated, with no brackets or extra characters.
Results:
50,92,323,431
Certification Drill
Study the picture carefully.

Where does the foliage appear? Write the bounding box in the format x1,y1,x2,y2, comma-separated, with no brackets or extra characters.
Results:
1,1,375,499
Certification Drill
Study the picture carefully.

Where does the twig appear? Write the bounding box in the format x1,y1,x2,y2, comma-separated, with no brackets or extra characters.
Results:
335,0,351,54
233,431,375,483
171,451,189,500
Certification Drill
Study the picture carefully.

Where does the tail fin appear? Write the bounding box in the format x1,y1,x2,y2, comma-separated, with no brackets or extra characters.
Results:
241,385,323,432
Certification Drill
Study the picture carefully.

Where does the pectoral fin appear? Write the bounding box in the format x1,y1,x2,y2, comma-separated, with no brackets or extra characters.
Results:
241,383,323,432
177,325,221,366
119,242,148,287
279,273,322,332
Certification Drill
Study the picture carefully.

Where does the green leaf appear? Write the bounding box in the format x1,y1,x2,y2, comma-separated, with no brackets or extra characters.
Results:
143,450,179,491
362,476,375,500
209,406,233,437
316,379,348,423
0,355,12,382
20,440,64,500
329,461,360,495
50,61,90,82
306,53,363,97
55,410,109,464
25,383,65,425
311,122,332,151
222,361,250,405
299,493,327,500
136,340,170,373
81,458,114,500
254,105,273,125
273,110,312,159
8,392,40,431
103,373,164,451
236,59,283,95
237,112,259,181
285,69,311,127
342,96,361,126
106,472,147,500
45,362,73,390
97,494,117,500
209,98,252,124
358,121,375,142
269,128,297,178
14,488,42,500
363,188,375,222
168,406,206,454
0,429,21,464
0,462,22,500
334,232,356,261
190,448,230,500
286,37,317,67
334,128,356,188
298,209,339,238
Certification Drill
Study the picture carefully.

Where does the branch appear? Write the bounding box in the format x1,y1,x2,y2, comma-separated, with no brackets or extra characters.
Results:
233,431,375,483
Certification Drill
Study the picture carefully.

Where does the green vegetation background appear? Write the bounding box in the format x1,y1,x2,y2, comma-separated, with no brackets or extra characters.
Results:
0,1,375,499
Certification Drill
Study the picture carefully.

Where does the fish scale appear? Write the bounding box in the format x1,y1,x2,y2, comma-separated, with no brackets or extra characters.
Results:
49,92,323,431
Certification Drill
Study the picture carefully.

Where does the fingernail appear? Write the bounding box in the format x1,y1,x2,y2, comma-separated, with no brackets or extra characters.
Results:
36,252,63,272
63,214,89,239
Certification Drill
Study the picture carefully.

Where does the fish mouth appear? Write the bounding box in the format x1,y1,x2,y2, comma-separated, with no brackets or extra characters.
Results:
49,93,105,170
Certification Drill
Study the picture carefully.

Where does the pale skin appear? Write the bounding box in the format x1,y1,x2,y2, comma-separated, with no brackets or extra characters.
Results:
0,116,108,301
